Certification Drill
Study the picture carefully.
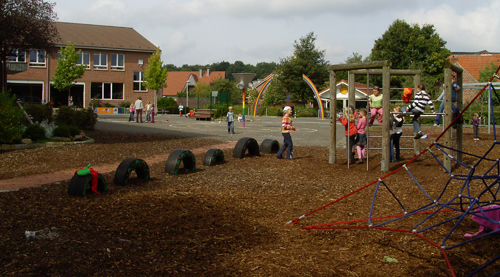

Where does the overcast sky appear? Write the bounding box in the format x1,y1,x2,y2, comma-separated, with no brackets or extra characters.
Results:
53,0,500,67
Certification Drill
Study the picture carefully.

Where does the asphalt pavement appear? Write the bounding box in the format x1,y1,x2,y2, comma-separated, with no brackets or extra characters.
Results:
95,113,347,147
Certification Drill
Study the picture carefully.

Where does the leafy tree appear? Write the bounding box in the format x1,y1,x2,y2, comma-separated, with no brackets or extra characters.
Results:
144,47,168,108
370,19,451,95
52,42,86,102
0,0,59,90
274,32,329,106
254,62,277,80
336,52,369,85
193,81,211,97
479,61,500,105
263,81,287,106
209,78,238,102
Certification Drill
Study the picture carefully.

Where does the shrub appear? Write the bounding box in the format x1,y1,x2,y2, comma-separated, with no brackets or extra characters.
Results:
158,97,177,108
104,102,114,107
120,102,131,108
39,119,56,138
52,124,71,138
68,125,81,137
23,123,47,141
0,92,25,144
55,105,76,126
24,103,53,123
74,107,98,130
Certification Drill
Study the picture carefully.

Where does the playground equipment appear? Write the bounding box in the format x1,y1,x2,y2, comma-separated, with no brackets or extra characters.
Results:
233,73,256,128
113,157,150,186
328,61,463,172
260,139,280,154
288,64,500,276
68,164,107,196
203,148,225,166
233,137,260,159
165,149,196,175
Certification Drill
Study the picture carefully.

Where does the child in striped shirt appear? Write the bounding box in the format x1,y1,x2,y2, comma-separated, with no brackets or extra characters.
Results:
403,84,436,139
276,106,296,159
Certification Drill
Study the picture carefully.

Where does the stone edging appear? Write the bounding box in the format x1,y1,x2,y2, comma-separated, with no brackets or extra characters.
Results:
1,138,95,151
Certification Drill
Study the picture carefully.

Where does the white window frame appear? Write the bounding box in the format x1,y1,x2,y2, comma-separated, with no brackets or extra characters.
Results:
133,71,147,91
111,53,125,70
29,49,46,67
77,52,90,69
93,52,108,70
9,49,26,62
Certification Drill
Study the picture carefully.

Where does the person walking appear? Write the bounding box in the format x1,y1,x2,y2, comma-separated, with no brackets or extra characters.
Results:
178,104,184,117
276,106,296,160
135,96,144,123
151,104,156,123
226,106,235,134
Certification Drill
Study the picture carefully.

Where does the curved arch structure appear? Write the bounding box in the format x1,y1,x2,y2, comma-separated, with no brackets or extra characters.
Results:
252,77,273,117
302,74,324,119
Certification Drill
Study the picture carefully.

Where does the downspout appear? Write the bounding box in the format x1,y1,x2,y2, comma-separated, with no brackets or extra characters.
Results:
46,52,50,103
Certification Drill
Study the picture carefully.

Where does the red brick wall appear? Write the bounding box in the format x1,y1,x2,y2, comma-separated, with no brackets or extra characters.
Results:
8,49,155,107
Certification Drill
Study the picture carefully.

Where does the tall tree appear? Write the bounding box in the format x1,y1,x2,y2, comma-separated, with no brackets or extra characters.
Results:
274,32,329,105
0,0,59,90
144,47,169,109
479,61,500,105
52,42,86,105
370,19,451,95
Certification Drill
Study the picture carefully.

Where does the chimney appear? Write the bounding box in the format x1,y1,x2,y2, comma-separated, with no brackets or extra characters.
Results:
207,68,210,76
199,69,202,78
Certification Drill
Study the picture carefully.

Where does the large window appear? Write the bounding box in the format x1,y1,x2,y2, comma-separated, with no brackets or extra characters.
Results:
91,82,124,100
77,52,90,69
133,71,146,91
93,53,108,70
9,49,26,62
111,53,124,70
29,50,46,67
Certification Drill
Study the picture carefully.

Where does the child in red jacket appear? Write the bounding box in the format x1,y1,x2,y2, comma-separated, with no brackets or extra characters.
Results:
339,106,358,164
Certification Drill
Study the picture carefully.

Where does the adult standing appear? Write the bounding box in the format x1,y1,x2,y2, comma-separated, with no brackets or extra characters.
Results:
276,106,296,160
135,96,144,123
145,101,152,123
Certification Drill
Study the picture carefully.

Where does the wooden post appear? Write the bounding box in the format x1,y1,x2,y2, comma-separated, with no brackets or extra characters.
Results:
456,71,463,162
330,70,337,164
381,65,391,171
413,73,421,158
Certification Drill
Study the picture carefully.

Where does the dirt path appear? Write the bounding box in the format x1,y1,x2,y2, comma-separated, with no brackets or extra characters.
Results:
0,142,236,192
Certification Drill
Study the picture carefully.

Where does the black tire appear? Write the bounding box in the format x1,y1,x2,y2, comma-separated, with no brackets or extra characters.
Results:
233,137,260,159
113,157,150,186
165,149,196,175
260,139,280,154
68,173,107,196
203,148,225,166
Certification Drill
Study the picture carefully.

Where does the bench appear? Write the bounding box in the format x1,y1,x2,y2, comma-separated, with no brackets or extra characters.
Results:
192,109,214,121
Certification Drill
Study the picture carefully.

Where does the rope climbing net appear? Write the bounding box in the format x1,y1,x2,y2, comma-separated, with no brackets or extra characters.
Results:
288,66,500,277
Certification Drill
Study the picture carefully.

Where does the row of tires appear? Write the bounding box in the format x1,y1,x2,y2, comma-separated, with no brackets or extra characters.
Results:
68,137,280,197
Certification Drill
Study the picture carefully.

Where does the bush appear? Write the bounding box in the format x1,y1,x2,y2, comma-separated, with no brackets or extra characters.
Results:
68,125,81,137
39,119,56,138
52,124,71,138
0,92,25,144
24,103,53,123
104,102,115,107
23,123,47,141
158,97,177,108
55,106,97,130
120,102,131,108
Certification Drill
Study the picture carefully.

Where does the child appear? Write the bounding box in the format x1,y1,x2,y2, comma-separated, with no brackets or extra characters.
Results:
403,84,435,139
145,101,152,122
129,103,134,122
237,114,243,122
473,113,481,140
368,86,383,127
339,106,358,165
226,106,235,134
276,106,296,159
356,108,367,164
150,104,155,123
390,107,405,162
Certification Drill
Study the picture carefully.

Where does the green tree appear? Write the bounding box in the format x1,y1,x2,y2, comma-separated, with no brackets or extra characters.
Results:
0,0,59,90
144,47,169,108
336,52,369,85
209,78,238,103
479,61,500,105
370,19,451,96
263,81,286,106
0,91,25,143
52,42,86,103
274,32,329,106
193,81,211,97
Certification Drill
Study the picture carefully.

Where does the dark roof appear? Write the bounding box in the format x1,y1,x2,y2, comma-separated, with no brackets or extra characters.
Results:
54,22,156,52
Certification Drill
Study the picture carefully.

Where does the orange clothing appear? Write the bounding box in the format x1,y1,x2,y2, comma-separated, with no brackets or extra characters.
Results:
281,114,293,133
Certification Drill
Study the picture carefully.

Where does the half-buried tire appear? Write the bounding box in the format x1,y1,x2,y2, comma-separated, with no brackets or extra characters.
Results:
260,139,280,154
165,149,196,175
203,148,225,166
68,173,107,197
113,157,150,186
233,137,260,159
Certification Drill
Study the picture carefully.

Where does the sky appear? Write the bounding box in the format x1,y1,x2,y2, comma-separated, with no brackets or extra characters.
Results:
53,0,500,68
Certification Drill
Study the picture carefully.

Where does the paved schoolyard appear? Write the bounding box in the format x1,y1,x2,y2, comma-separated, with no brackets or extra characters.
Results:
95,114,345,147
